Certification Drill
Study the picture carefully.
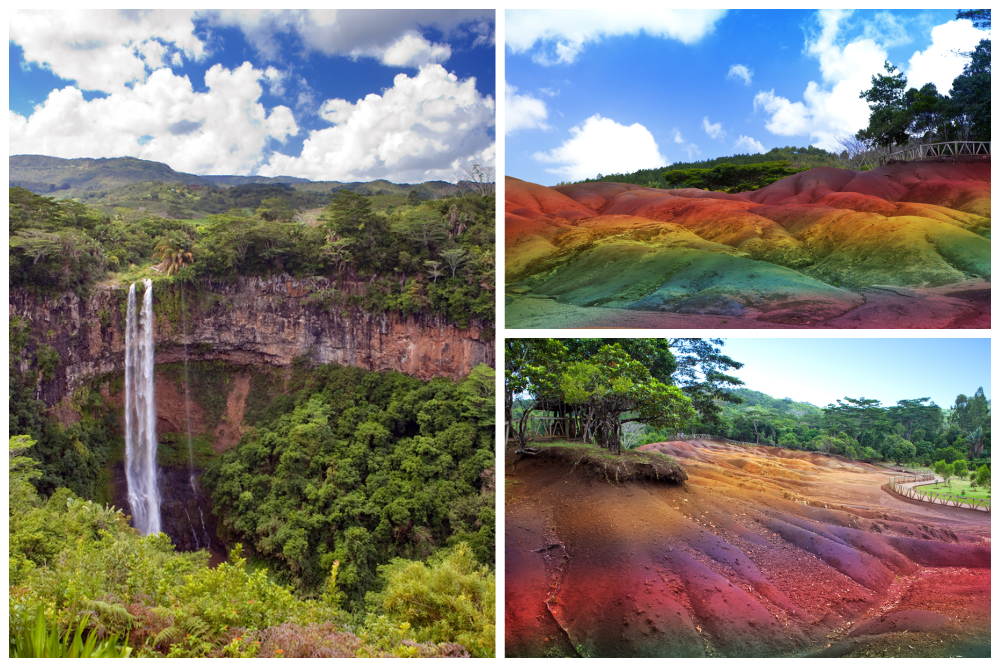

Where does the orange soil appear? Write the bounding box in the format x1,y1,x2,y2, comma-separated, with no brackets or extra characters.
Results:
505,440,990,657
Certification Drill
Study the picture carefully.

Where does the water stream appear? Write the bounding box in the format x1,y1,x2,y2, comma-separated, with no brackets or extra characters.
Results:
124,279,161,535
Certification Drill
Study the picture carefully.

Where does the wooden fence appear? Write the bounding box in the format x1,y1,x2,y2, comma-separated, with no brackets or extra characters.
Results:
861,140,990,169
888,474,990,512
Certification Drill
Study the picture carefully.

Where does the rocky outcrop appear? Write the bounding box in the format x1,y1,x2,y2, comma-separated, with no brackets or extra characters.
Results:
11,275,494,408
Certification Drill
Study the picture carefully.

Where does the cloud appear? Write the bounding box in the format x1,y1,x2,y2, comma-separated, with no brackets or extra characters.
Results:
381,33,451,68
505,81,550,134
208,9,493,63
702,116,726,140
906,19,990,92
506,9,727,65
9,9,205,93
752,9,890,150
9,63,297,175
734,135,766,153
259,64,495,182
672,128,700,159
533,114,667,181
727,64,753,85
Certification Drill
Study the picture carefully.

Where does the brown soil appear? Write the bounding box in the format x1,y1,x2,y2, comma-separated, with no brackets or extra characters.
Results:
505,439,990,657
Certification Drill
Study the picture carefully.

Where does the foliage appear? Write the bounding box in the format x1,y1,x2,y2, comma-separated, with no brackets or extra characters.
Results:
9,183,495,329
364,543,495,657
9,605,132,658
857,15,990,147
661,160,806,193
206,364,495,610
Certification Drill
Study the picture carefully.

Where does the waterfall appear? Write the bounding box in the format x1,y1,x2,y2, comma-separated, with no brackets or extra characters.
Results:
125,279,161,535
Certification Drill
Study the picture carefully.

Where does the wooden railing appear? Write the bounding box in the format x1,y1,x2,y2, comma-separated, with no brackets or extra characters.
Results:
861,140,990,169
888,474,990,512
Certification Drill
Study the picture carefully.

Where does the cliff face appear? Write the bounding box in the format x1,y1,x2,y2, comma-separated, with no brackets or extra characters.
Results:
11,275,494,409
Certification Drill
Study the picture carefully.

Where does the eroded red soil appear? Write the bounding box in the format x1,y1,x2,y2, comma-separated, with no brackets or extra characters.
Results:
505,441,990,657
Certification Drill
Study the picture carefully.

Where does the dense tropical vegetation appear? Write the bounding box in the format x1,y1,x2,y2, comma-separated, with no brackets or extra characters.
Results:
9,176,495,329
9,363,496,657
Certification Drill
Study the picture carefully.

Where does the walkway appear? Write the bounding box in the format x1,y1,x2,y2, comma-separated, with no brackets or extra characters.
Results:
888,474,990,512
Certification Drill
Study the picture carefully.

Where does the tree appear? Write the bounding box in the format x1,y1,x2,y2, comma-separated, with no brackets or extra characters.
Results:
560,344,695,454
935,459,956,486
951,387,990,458
152,230,195,276
667,339,744,430
974,463,990,488
953,458,969,479
460,164,495,197
857,61,911,150
503,339,566,449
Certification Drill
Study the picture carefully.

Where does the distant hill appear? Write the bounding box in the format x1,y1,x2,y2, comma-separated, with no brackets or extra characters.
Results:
10,155,208,192
9,155,469,200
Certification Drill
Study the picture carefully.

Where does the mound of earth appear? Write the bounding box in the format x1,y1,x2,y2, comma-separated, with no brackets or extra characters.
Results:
505,440,990,658
505,157,990,329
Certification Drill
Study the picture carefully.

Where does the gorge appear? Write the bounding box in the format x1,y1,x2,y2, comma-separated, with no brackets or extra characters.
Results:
10,276,494,551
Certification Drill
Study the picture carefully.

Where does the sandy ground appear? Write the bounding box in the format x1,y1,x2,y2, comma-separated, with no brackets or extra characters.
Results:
505,440,990,657
505,278,990,330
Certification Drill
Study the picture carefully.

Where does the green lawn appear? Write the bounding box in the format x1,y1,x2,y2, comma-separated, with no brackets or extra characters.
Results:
917,478,991,507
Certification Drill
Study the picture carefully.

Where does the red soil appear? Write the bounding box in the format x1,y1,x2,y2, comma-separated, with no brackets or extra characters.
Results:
505,441,990,657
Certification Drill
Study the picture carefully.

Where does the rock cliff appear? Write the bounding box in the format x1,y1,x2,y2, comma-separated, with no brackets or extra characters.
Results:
11,275,494,409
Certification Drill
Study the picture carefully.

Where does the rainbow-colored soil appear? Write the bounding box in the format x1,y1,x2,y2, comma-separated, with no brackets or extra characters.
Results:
505,441,990,657
505,157,990,328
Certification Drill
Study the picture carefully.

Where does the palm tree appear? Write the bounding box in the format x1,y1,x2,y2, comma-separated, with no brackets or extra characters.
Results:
152,231,194,276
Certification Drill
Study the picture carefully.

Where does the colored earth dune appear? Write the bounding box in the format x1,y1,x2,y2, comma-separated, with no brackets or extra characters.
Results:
505,441,990,657
505,157,990,328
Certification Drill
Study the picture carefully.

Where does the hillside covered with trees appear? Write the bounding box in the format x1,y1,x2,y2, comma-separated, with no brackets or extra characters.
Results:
9,175,495,329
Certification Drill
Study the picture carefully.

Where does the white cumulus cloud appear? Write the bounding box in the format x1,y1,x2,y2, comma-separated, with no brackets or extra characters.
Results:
506,9,727,65
505,81,550,134
907,19,990,92
702,116,726,140
533,114,667,181
727,64,753,85
734,135,766,153
381,33,452,68
259,64,495,183
752,9,889,150
9,9,205,93
9,63,297,175
209,9,493,63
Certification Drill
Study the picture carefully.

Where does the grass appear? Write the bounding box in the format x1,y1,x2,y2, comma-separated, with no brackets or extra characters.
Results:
917,478,991,506
519,440,688,486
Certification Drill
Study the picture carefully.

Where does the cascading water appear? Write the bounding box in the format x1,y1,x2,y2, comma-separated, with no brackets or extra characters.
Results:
125,279,161,535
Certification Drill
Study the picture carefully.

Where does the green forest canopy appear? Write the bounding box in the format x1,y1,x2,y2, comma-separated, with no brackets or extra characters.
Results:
9,182,495,329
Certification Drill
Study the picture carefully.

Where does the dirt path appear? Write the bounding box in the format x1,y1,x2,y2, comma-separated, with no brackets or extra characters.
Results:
505,441,990,657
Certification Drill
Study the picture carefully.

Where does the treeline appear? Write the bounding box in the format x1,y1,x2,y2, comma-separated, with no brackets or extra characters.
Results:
638,387,990,468
562,145,845,190
854,10,990,152
8,184,495,328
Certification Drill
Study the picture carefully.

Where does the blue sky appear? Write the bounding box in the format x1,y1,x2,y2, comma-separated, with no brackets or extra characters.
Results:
721,338,991,410
10,9,495,182
506,9,989,185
